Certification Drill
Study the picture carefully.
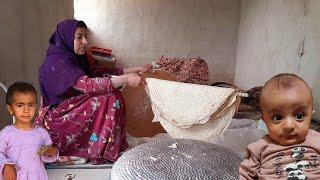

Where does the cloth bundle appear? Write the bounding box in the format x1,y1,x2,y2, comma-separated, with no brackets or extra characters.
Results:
211,82,262,120
145,78,240,141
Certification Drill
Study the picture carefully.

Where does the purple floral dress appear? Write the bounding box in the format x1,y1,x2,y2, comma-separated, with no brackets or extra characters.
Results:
36,75,127,164
37,19,128,165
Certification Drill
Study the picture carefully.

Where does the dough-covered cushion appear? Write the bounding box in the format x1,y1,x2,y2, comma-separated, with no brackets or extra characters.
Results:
111,139,241,180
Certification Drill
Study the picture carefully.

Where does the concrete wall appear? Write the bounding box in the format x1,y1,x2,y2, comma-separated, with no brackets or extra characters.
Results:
235,0,320,120
74,0,241,84
0,0,73,128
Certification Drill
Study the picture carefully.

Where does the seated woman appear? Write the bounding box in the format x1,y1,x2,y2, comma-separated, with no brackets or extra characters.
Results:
36,19,150,165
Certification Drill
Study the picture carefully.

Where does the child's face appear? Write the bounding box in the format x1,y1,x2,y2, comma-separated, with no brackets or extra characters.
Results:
261,82,313,146
6,92,37,125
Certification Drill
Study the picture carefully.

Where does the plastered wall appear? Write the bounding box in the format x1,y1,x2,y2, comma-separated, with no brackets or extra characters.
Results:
0,0,73,128
1,0,320,124
74,0,241,84
235,0,320,120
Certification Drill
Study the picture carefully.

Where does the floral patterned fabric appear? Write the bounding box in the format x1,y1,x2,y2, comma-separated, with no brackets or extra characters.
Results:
155,56,209,85
36,75,127,165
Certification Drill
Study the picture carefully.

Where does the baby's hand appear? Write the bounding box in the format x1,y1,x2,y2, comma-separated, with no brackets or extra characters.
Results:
38,145,58,156
3,164,16,180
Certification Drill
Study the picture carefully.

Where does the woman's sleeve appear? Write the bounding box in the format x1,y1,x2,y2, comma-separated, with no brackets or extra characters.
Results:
73,75,116,94
0,132,16,174
40,129,59,163
239,142,262,180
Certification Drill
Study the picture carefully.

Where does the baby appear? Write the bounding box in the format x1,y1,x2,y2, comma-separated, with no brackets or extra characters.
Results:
0,82,58,180
239,73,320,179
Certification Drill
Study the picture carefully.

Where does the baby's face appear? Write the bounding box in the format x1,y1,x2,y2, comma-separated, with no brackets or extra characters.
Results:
261,82,313,146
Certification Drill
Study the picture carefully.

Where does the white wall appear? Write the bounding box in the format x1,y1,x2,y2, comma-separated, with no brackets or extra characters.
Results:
74,0,241,84
0,0,73,128
0,0,73,87
235,0,320,120
2,0,319,121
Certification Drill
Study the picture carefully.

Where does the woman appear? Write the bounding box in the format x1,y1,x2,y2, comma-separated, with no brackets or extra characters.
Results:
37,19,149,164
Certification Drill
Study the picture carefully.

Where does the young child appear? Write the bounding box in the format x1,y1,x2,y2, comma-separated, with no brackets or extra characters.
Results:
0,82,58,180
239,73,320,179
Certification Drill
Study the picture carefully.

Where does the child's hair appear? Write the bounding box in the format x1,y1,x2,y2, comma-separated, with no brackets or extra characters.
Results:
77,20,87,29
6,82,37,105
260,73,312,108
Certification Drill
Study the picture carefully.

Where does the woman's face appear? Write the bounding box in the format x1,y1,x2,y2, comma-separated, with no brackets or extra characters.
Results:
74,27,88,55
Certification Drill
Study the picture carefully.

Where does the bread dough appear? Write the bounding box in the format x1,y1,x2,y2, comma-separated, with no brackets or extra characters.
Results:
145,78,240,141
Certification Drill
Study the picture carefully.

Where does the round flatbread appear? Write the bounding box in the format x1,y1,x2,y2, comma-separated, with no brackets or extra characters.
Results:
145,78,240,141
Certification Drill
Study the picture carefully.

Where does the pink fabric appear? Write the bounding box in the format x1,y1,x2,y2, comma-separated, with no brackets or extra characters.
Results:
36,75,127,164
239,129,320,179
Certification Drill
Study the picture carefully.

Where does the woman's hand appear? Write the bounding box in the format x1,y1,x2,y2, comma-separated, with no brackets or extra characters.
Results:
123,64,153,74
3,164,16,180
138,64,153,73
111,73,146,88
127,73,146,87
